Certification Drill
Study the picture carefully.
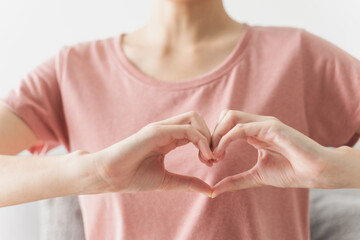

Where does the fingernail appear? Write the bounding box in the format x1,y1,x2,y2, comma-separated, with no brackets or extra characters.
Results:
208,189,214,198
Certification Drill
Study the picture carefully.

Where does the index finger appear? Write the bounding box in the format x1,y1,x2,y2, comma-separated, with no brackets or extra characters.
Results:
154,111,213,145
148,124,215,165
211,110,269,151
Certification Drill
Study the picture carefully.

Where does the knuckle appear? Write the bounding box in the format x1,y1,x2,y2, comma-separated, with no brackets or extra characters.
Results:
145,124,163,137
265,120,283,140
268,118,282,130
221,108,229,114
220,108,230,117
184,124,195,132
72,149,89,156
227,109,236,117
227,110,238,122
234,123,244,134
336,146,352,154
144,122,157,130
148,123,161,131
267,116,279,121
264,116,281,125
188,110,201,119
184,125,196,138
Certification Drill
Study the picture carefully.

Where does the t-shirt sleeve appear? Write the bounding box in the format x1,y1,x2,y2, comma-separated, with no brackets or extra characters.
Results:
301,29,360,148
0,46,69,155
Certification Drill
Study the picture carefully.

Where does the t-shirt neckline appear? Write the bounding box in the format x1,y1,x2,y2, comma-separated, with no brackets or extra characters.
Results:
112,22,252,90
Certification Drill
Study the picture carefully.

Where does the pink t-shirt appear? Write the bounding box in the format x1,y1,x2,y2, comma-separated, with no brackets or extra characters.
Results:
1,23,360,240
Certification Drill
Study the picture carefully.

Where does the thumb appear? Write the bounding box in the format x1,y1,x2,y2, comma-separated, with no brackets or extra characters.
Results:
159,170,213,198
211,169,263,198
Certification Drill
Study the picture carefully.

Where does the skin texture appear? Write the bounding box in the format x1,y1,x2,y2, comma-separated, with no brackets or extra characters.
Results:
210,110,360,198
1,106,360,206
85,109,360,200
89,111,215,197
122,0,245,82
0,103,38,155
0,0,359,206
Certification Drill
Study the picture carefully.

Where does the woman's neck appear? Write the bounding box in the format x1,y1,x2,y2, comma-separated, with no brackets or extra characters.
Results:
140,0,237,47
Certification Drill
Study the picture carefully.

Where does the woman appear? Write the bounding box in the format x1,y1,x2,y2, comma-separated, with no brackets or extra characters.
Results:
1,0,360,239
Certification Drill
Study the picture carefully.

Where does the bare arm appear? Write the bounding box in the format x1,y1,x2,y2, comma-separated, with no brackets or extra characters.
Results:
0,109,214,207
0,149,91,207
0,103,95,207
0,103,39,155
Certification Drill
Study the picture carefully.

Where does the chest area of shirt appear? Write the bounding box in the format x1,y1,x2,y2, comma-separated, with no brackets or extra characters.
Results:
61,64,306,154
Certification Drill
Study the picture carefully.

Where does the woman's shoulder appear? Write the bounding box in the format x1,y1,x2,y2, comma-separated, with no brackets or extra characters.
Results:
244,23,306,58
249,23,337,48
249,23,353,60
250,23,305,39
59,35,119,63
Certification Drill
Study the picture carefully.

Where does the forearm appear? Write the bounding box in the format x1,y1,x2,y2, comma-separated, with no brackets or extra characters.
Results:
343,147,360,187
0,150,103,207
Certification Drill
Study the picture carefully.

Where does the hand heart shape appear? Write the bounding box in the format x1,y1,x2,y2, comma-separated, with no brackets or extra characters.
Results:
96,109,330,199
205,109,331,198
176,109,328,198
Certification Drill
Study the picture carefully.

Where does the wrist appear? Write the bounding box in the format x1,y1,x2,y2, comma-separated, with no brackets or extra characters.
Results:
66,149,110,195
324,146,360,188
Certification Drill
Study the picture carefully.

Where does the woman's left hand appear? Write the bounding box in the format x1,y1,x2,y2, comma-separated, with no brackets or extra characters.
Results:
210,110,360,198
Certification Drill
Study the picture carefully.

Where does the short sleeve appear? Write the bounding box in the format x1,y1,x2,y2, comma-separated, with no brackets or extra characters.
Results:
0,46,69,155
301,29,360,148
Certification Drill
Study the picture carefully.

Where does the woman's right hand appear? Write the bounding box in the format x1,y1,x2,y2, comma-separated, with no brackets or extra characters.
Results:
81,111,215,197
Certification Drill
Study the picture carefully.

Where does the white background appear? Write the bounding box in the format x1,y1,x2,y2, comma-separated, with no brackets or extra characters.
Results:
0,0,360,239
